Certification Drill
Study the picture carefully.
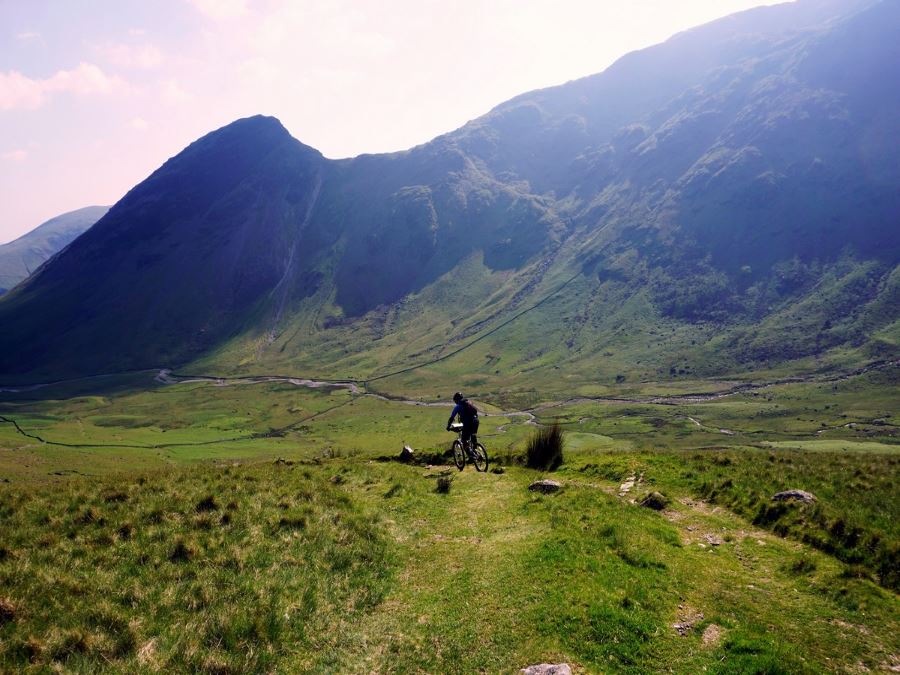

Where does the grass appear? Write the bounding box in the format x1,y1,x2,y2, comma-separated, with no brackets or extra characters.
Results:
0,462,392,672
525,422,564,470
0,365,897,671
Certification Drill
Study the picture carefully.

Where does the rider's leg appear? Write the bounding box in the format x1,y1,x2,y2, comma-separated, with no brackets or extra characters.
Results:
462,424,474,454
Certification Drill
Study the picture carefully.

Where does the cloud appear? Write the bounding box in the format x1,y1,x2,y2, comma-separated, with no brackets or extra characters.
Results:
188,0,249,21
96,42,164,69
2,149,28,162
160,78,193,104
0,63,125,110
16,31,41,41
130,116,149,131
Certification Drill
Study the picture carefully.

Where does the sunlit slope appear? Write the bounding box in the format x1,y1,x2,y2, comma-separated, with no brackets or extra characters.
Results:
0,206,107,294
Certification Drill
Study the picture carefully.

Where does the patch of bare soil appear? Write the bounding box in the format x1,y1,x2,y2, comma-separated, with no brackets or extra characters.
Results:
673,605,704,636
702,623,723,648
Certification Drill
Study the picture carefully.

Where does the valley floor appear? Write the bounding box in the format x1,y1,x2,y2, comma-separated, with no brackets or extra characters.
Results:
0,366,897,672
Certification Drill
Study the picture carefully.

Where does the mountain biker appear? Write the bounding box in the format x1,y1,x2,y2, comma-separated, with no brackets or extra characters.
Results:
446,392,479,451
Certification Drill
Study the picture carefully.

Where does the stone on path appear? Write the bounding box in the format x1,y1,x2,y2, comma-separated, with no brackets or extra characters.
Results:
704,533,724,546
639,491,670,510
618,474,637,497
521,664,572,675
772,489,817,503
529,479,562,494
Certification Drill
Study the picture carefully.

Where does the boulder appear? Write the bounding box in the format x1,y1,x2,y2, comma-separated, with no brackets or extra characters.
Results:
399,445,415,462
639,491,670,510
528,479,562,494
521,664,572,675
772,489,817,504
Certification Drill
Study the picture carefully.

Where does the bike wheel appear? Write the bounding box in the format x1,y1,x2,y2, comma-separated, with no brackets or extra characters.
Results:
472,443,488,472
452,440,466,471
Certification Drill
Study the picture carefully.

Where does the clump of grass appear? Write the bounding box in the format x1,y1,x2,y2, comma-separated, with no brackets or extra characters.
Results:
195,495,219,512
0,597,16,624
435,476,452,494
525,423,564,470
75,506,101,525
169,537,195,563
787,555,817,575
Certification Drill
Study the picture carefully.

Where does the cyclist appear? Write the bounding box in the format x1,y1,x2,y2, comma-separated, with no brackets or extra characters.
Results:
446,392,479,453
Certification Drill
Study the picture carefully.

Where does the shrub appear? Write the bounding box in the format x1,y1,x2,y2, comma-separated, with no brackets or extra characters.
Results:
525,423,564,470
435,476,452,494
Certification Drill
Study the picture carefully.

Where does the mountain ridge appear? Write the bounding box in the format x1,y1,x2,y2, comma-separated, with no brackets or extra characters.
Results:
0,0,897,388
0,206,108,295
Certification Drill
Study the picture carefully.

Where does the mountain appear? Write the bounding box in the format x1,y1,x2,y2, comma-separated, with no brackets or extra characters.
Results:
0,206,108,295
0,0,898,389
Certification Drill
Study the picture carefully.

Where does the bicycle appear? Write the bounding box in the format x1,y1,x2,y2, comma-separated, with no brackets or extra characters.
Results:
448,422,488,472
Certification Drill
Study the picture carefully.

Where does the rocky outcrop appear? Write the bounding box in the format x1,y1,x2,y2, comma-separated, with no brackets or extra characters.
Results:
521,664,571,675
772,490,817,504
639,491,670,511
528,479,562,494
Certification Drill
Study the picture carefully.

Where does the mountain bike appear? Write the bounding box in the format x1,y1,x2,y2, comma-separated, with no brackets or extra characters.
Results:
448,422,488,472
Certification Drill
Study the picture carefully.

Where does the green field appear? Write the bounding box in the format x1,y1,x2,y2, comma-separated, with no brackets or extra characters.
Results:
1,365,898,672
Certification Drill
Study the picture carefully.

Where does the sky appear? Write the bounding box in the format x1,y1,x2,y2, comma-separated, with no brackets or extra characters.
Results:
0,0,783,244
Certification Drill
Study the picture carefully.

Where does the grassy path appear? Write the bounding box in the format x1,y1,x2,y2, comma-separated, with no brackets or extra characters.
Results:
320,465,555,672
296,461,899,673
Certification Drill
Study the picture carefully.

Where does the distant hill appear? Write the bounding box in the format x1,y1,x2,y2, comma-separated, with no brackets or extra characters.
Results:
0,206,108,295
0,0,897,387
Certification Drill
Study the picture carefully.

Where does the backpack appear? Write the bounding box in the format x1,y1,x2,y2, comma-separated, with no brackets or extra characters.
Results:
460,398,478,421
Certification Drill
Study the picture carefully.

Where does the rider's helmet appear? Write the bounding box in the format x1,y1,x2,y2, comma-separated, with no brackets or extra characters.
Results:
453,392,463,403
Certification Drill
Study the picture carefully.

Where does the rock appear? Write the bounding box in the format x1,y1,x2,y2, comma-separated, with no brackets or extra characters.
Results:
704,534,724,546
618,471,645,497
639,491,670,510
521,664,572,675
673,606,704,636
772,489,817,504
529,479,562,494
491,466,505,474
399,445,415,462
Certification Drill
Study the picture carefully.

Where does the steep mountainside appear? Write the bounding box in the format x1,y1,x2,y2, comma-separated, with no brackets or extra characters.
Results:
0,206,108,294
0,0,897,387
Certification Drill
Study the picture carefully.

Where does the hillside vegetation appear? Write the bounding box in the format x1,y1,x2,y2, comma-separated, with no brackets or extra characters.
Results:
0,365,897,672
0,0,897,383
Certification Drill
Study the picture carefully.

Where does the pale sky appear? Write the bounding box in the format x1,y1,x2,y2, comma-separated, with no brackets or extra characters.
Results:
0,0,782,244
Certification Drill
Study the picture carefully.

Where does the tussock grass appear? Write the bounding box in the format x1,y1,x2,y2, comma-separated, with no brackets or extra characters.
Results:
525,423,564,470
0,463,392,672
435,475,452,494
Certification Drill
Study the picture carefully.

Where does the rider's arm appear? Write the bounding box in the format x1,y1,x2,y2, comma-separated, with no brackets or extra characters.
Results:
446,404,460,430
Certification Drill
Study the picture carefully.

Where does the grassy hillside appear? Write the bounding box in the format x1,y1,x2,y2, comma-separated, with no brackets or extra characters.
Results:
0,365,897,672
